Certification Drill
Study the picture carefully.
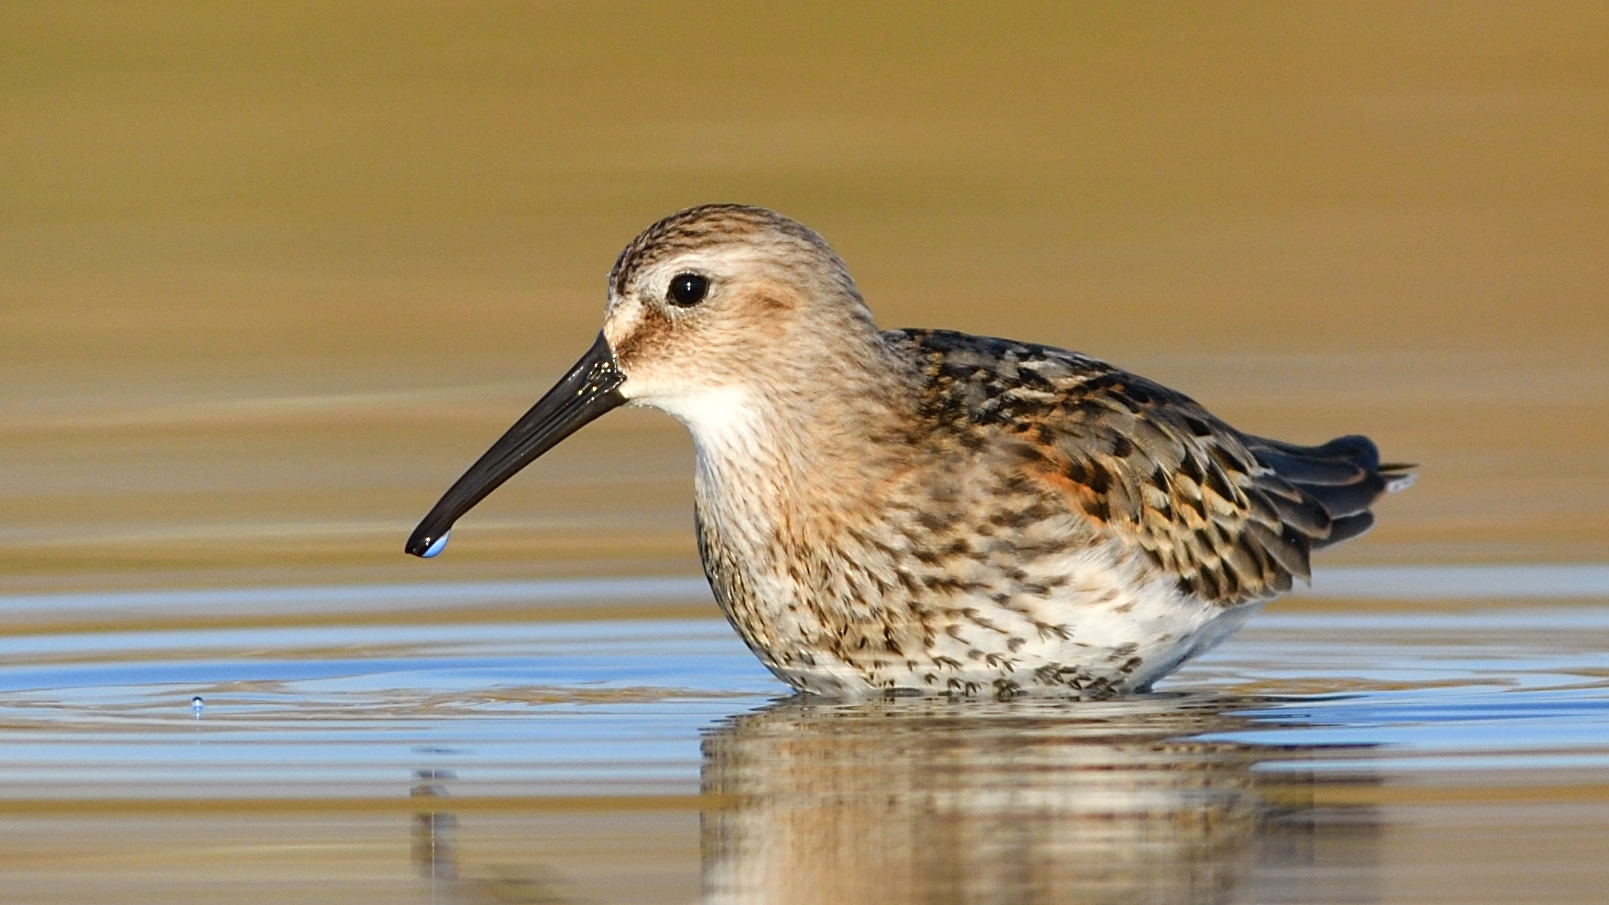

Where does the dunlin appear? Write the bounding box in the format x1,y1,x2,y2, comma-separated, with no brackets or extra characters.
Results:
407,204,1412,697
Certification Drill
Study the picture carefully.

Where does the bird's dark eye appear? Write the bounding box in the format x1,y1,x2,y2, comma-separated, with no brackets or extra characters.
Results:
667,272,709,307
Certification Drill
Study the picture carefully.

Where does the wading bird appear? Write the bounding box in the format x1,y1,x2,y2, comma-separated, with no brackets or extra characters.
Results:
407,204,1411,697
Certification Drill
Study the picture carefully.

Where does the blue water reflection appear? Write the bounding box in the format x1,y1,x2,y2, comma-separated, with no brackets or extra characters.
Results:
2,590,1608,801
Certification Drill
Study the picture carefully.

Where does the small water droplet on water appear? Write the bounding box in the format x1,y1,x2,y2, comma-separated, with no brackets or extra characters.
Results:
422,531,450,558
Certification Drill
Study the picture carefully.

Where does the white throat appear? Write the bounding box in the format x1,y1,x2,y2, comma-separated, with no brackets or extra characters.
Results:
635,384,769,465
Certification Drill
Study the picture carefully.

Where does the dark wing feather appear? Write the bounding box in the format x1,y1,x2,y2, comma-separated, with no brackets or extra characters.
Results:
893,329,1412,606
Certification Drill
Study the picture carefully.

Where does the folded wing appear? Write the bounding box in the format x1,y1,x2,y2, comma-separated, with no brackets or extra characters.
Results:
897,329,1412,606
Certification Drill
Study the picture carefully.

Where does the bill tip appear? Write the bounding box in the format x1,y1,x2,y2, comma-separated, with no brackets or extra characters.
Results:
421,531,450,558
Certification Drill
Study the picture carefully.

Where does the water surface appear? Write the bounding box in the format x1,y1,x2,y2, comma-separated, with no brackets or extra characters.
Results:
4,571,1609,903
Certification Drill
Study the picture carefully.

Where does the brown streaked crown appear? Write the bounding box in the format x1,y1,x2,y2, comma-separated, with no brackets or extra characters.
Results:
607,203,856,301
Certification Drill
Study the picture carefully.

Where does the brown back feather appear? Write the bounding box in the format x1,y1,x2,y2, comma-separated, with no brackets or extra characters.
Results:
894,329,1411,606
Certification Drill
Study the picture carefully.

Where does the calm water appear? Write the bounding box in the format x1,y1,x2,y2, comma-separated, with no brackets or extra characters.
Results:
5,4,1609,904
3,571,1609,903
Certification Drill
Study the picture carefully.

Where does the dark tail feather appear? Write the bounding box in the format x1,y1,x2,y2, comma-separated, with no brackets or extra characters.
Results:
1300,479,1383,521
1250,448,1368,487
1245,433,1412,550
1322,511,1376,547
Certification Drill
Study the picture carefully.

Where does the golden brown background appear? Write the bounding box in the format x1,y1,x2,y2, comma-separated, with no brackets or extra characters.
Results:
4,2,1606,594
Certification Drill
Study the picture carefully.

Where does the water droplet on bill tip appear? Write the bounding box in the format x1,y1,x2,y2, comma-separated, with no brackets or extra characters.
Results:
422,532,450,558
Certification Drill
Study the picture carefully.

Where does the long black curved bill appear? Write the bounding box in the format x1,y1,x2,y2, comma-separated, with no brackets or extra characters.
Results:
406,332,625,557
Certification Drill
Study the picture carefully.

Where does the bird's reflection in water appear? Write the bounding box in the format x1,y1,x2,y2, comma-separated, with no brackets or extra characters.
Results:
411,768,459,886
700,694,1380,905
410,768,574,904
